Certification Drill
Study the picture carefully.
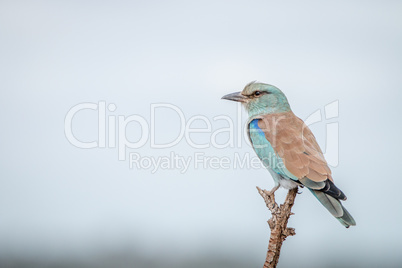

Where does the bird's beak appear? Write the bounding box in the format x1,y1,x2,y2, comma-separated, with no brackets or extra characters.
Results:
221,91,248,103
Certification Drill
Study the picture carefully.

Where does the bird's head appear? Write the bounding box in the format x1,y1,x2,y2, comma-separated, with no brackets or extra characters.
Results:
221,81,291,117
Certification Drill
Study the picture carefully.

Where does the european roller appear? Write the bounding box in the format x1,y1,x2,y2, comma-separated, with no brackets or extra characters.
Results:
222,82,356,228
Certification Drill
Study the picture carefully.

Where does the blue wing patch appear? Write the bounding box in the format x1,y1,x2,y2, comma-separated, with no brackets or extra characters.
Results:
249,119,299,181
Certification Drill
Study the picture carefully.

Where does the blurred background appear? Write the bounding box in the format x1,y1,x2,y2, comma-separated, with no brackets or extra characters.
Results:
1,0,402,267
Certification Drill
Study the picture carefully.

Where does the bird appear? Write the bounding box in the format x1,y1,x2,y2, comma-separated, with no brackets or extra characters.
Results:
222,81,356,228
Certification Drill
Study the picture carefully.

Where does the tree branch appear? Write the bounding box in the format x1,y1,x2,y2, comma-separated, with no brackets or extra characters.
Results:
256,186,298,268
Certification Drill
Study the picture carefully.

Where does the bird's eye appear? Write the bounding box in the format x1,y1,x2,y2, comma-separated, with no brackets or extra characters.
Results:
254,91,261,96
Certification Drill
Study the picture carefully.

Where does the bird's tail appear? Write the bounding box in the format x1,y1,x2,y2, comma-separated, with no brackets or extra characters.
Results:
308,188,356,228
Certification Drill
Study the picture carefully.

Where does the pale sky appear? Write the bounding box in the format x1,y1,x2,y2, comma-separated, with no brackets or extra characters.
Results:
1,1,401,267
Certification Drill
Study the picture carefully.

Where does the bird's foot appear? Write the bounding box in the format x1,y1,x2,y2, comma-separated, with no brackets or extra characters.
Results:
297,187,303,194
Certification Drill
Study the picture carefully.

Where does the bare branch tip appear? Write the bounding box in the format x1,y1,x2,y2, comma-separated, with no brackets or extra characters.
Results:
260,188,298,267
